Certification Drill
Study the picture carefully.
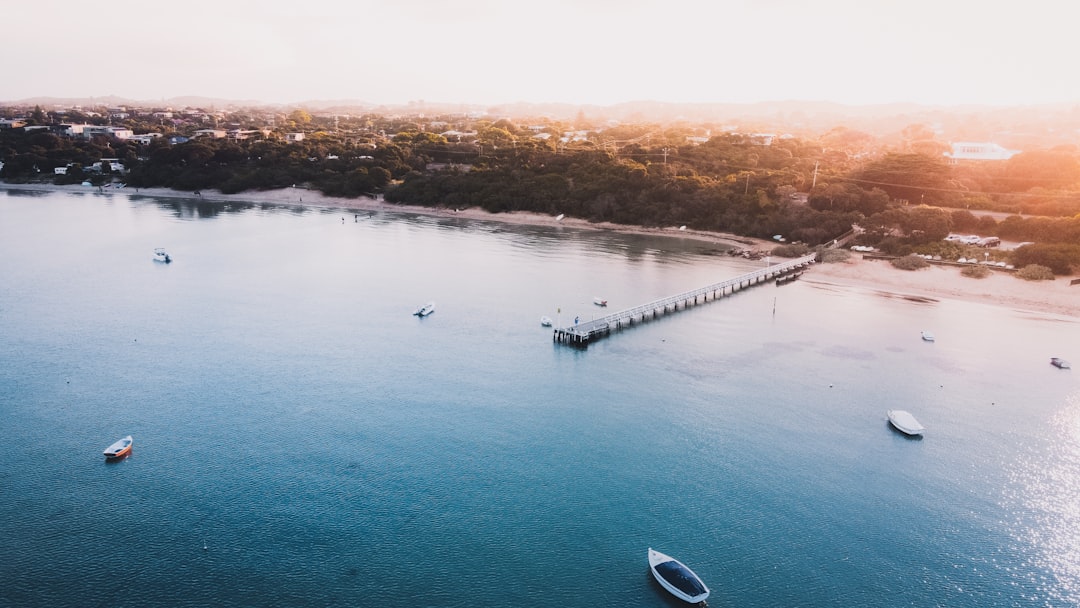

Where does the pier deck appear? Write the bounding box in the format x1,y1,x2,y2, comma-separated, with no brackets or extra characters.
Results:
553,253,816,347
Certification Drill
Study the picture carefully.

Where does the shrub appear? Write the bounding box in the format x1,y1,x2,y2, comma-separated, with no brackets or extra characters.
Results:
1016,264,1055,281
817,248,851,264
771,243,811,258
960,265,991,279
891,254,931,270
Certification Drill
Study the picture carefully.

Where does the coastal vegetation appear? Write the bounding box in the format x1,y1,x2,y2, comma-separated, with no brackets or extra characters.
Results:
2,104,1079,273
890,255,932,271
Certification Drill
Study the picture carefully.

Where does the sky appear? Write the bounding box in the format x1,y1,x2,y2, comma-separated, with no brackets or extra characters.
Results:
6,0,1080,107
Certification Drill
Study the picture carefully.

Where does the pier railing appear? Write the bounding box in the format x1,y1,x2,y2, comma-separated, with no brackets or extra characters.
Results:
554,253,816,347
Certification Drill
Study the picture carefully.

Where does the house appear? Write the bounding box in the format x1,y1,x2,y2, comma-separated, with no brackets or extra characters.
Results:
286,132,305,142
81,125,133,139
944,142,1019,162
227,129,261,140
0,118,27,129
128,133,162,145
193,129,227,138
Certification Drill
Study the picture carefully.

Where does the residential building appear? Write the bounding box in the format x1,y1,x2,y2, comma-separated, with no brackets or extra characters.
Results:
943,142,1020,162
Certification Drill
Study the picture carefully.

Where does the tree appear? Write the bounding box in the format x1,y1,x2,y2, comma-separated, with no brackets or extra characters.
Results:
853,153,955,205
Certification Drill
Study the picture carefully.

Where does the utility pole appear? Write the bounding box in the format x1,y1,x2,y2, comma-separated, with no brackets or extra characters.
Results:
811,161,819,189
745,172,751,195
662,147,669,164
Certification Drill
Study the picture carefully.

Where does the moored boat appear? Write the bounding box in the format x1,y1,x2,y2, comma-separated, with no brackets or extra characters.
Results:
413,302,435,317
153,248,172,263
888,410,925,436
648,548,710,604
921,330,935,342
103,435,133,459
540,316,553,327
593,297,608,307
1051,357,1071,369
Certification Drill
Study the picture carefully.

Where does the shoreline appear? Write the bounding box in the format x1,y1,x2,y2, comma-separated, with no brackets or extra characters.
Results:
3,181,1077,319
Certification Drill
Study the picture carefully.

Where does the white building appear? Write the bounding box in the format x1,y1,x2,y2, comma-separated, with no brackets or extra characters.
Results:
944,142,1020,162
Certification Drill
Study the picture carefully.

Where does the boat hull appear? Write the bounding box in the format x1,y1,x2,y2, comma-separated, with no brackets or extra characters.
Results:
887,410,925,436
104,435,133,459
648,548,709,603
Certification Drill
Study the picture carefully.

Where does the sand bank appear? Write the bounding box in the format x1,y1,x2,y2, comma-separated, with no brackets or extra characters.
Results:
3,181,1077,319
806,257,1080,319
0,182,765,249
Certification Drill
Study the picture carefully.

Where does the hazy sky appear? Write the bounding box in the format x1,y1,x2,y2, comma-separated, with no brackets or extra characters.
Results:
8,0,1079,107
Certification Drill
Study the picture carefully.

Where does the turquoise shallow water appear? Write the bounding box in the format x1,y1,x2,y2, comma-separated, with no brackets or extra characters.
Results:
2,189,1080,607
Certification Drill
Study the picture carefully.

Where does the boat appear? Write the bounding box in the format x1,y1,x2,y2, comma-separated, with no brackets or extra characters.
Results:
921,330,935,342
413,302,435,317
1051,357,1071,369
540,316,553,327
103,435,133,459
555,213,565,221
593,297,608,307
887,410,925,436
153,248,172,263
648,548,710,604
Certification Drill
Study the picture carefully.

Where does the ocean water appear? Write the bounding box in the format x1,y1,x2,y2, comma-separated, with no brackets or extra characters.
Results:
2,189,1079,607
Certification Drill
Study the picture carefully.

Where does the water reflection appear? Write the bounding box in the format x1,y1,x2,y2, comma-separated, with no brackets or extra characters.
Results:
1008,390,1080,604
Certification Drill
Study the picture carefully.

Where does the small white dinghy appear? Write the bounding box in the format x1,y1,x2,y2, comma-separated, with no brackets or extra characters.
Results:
921,330,935,342
888,410,925,436
540,316,553,327
413,302,435,317
648,548,710,604
103,435,133,459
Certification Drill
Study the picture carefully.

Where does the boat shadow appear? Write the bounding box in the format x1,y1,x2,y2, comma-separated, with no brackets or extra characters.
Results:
105,451,133,463
886,422,923,440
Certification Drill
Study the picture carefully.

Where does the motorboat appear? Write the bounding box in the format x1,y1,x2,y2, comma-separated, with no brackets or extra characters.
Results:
593,297,608,307
555,213,565,221
103,435,133,459
413,302,435,317
1051,357,1071,369
540,316,553,327
648,548,709,604
153,248,172,263
921,330,935,342
887,410,925,436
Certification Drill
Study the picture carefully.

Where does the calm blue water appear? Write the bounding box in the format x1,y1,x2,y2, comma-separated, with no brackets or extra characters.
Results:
2,189,1079,607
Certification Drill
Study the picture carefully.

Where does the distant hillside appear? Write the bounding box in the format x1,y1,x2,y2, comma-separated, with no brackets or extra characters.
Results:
5,95,1079,143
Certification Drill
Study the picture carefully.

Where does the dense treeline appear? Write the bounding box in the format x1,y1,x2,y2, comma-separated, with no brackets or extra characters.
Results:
2,113,1080,272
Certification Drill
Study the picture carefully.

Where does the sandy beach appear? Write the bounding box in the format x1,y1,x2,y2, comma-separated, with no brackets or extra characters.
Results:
3,181,1077,319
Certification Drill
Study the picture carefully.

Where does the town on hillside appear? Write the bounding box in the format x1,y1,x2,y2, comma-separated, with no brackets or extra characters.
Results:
2,100,1079,276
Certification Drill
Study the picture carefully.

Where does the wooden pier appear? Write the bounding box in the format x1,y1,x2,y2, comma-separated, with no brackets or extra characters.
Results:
553,253,816,347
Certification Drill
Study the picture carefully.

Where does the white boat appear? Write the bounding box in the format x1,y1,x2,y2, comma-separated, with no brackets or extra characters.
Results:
153,248,172,263
648,548,710,604
103,435,133,459
593,297,608,307
1051,357,1071,369
888,410,925,436
921,330,935,342
413,302,435,317
540,316,553,327
555,213,564,221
